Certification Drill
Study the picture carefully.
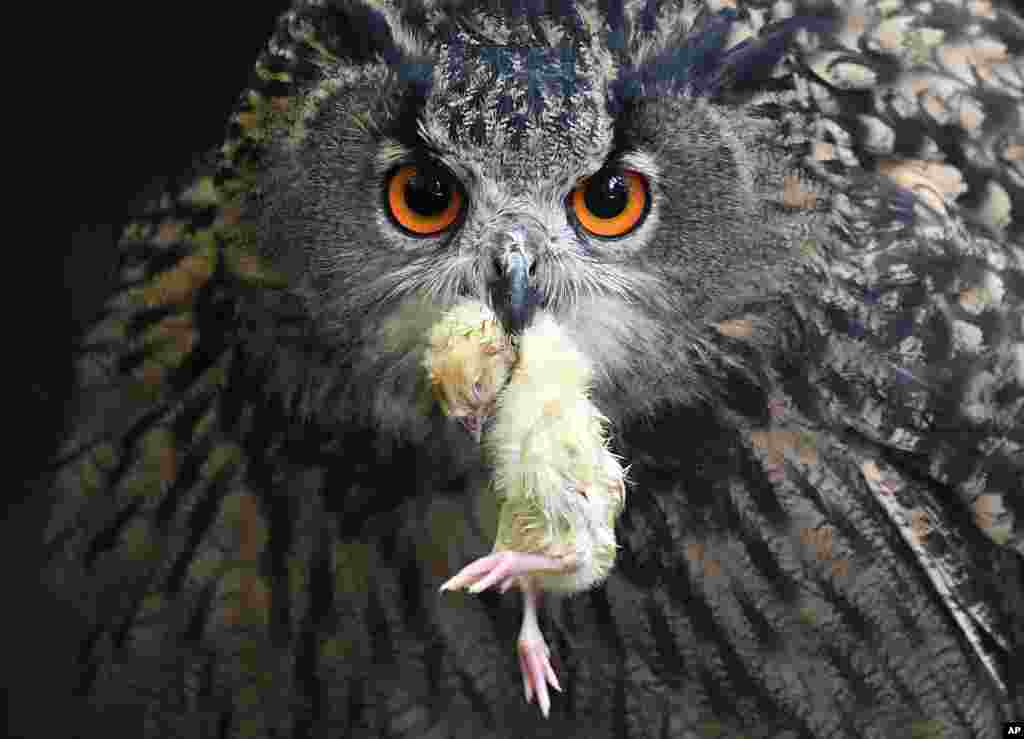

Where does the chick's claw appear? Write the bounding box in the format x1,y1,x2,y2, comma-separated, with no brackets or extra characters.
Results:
439,551,568,594
518,637,561,717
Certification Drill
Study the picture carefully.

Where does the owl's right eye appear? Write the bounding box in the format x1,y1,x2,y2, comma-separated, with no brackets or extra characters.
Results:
386,164,464,236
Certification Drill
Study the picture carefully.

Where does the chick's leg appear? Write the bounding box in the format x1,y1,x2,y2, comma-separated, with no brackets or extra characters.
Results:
440,551,577,594
517,581,561,717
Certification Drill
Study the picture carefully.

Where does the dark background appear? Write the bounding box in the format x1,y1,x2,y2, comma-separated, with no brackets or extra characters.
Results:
11,5,289,737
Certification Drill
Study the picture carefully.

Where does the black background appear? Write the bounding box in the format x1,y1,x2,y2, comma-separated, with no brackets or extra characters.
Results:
11,5,289,737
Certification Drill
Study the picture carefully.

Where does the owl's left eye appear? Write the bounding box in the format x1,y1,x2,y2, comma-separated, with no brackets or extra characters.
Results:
571,168,648,237
387,164,464,236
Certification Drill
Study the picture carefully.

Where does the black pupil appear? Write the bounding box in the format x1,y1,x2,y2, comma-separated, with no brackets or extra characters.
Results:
405,168,452,216
584,171,629,219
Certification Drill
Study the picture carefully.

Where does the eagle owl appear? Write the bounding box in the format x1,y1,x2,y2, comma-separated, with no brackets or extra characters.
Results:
51,0,1022,737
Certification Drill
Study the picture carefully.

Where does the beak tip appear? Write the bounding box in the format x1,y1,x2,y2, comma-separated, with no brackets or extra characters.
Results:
499,248,534,335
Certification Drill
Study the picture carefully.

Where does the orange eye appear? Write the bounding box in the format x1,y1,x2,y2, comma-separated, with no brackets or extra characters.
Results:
387,164,463,236
571,169,648,237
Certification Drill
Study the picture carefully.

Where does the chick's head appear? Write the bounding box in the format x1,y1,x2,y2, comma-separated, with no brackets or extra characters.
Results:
424,304,516,442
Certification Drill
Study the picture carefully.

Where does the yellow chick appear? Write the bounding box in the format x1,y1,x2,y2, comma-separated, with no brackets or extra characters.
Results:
423,301,516,441
434,307,627,719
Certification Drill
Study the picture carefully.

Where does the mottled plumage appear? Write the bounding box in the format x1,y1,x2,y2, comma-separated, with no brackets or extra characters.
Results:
49,1,1023,737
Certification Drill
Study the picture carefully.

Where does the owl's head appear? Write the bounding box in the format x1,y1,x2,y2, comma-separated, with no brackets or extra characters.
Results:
254,0,830,433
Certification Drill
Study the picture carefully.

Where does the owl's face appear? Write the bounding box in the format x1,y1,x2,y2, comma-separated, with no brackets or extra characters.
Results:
255,2,813,433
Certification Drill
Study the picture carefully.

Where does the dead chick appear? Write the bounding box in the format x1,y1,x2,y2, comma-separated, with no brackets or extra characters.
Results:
436,309,627,719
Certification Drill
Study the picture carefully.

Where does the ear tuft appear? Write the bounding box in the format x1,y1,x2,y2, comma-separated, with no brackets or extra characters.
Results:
610,8,737,110
611,7,839,109
713,13,838,94
314,1,431,67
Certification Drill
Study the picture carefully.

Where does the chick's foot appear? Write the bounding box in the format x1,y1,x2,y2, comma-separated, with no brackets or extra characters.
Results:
440,551,574,594
518,585,561,718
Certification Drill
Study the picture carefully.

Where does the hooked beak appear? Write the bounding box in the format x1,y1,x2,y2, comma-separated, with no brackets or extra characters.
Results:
504,250,532,335
490,225,539,335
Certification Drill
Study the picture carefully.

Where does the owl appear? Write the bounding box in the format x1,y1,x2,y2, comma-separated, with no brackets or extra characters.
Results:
49,0,1023,737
